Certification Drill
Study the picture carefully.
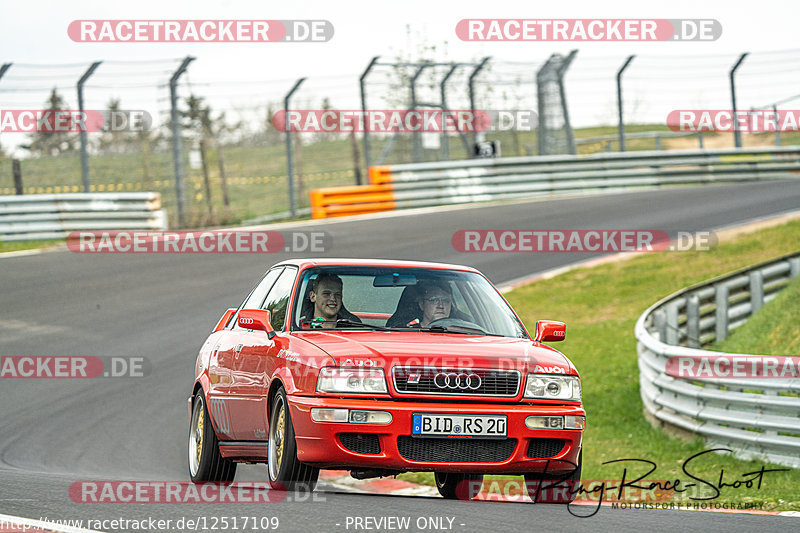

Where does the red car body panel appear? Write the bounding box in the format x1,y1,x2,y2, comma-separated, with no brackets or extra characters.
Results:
191,258,584,474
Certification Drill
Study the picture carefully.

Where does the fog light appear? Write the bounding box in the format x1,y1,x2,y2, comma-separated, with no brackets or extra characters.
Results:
564,415,585,429
349,410,392,425
311,408,348,422
525,415,564,429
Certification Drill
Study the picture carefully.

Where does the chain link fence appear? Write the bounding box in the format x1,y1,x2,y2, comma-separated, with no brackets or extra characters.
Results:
2,49,800,227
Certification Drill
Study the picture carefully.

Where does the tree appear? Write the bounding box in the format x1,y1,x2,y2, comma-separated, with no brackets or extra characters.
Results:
264,103,283,145
25,88,77,156
97,97,135,154
181,95,241,219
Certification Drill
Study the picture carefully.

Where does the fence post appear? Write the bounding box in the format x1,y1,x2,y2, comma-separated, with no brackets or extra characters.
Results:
665,303,679,345
359,56,379,174
715,284,729,342
789,257,800,279
654,310,667,343
77,61,102,193
468,57,491,152
616,55,635,152
169,56,195,228
730,53,749,148
284,77,306,218
410,63,430,163
749,270,764,314
12,158,22,195
686,295,700,348
557,50,578,155
440,63,460,161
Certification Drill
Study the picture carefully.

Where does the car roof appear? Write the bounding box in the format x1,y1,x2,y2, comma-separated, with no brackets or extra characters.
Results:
271,258,481,273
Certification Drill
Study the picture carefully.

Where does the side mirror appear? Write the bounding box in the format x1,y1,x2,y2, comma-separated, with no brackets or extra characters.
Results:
535,320,566,342
238,309,277,340
213,308,237,333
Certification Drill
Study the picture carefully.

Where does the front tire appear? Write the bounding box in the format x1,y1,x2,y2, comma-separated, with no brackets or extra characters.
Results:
188,392,237,482
435,472,484,500
267,387,319,491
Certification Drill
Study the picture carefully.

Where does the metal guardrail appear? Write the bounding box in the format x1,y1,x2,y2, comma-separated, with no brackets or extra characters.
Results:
635,252,800,468
0,192,167,241
310,146,800,218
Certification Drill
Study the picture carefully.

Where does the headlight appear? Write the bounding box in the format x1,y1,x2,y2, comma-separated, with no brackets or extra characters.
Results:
316,367,388,394
524,374,581,401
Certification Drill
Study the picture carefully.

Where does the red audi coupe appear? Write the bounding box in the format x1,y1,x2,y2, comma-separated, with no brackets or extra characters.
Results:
188,259,584,501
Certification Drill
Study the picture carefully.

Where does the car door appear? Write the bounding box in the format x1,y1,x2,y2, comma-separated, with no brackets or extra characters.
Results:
215,267,283,440
228,266,297,441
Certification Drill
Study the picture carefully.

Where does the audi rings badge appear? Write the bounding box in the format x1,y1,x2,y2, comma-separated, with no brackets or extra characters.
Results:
433,371,481,390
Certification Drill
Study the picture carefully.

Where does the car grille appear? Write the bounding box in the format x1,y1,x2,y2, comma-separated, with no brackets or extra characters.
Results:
526,438,566,458
339,433,381,455
397,436,517,463
392,367,520,397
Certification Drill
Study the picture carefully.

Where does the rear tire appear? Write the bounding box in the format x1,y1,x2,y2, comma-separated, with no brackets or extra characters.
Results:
435,472,484,500
524,450,582,504
267,387,319,491
189,392,237,483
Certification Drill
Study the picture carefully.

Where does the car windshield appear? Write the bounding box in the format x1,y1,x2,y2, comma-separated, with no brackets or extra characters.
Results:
292,266,528,338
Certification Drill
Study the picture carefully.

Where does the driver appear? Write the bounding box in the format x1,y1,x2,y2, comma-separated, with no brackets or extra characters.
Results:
416,281,453,327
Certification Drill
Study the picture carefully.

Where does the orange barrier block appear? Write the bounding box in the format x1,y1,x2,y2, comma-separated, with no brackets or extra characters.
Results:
368,165,393,184
310,183,395,219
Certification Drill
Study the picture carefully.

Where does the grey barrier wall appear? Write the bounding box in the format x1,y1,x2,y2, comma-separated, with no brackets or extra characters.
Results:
635,252,800,467
0,192,167,241
373,146,800,209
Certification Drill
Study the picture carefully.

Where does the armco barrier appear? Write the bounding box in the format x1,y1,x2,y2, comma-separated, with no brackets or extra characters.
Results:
635,252,800,467
0,192,167,241
310,146,800,218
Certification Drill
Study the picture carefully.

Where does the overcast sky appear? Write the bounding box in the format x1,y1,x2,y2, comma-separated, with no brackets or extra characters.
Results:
2,0,799,153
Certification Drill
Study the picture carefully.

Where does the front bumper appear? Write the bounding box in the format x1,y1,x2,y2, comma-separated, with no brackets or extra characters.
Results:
288,395,583,474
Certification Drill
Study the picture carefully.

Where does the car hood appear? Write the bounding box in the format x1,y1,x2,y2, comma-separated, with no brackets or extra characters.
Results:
293,330,575,375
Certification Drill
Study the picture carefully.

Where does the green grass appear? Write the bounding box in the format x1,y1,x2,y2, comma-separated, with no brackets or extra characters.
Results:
398,220,800,510
713,276,800,355
0,239,62,253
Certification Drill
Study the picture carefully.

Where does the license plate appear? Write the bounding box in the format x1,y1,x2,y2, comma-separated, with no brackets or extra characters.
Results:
411,413,507,439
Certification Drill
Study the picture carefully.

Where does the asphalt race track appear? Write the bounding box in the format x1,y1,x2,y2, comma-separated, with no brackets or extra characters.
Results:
1,181,799,532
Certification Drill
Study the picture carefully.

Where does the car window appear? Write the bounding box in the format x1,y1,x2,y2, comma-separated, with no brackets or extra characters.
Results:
291,266,527,338
262,267,297,330
229,267,283,330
